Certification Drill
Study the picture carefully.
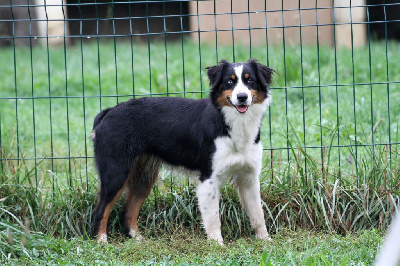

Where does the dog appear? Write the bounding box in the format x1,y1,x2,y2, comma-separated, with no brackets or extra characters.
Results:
91,59,274,244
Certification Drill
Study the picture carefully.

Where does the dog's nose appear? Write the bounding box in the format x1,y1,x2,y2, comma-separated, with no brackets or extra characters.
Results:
237,93,248,103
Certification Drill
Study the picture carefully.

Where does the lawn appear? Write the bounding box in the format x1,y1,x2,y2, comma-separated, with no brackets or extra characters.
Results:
0,39,399,264
0,227,384,265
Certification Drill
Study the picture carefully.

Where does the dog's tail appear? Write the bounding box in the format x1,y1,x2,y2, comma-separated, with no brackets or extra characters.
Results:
93,108,111,130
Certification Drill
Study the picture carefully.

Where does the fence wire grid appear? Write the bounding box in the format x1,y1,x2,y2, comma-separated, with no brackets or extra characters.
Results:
0,0,399,192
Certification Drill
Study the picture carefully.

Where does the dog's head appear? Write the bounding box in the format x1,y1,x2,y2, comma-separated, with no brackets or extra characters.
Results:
207,59,274,114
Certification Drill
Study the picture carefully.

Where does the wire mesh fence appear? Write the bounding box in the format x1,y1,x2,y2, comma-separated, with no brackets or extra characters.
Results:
0,0,399,194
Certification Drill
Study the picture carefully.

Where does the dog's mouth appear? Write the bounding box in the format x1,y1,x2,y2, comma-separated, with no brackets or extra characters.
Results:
227,98,249,114
235,105,249,113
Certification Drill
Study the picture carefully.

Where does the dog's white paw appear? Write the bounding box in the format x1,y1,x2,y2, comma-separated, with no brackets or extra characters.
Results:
129,228,143,241
255,229,272,241
216,238,224,245
209,237,224,246
97,233,108,243
257,234,272,241
208,233,224,245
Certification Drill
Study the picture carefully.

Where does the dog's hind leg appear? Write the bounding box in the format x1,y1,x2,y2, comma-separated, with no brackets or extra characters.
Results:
120,155,160,240
92,159,129,243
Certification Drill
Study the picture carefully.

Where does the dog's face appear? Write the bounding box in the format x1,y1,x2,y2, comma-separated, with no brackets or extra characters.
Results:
207,59,273,113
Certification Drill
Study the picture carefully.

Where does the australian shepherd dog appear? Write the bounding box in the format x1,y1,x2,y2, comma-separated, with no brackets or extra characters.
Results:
91,59,274,244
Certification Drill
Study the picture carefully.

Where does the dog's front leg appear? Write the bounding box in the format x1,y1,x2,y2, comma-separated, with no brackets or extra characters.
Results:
234,175,271,241
196,178,223,244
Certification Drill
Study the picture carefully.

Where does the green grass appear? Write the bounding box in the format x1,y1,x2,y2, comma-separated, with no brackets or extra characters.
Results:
0,152,398,240
0,225,384,265
1,40,400,264
0,153,397,264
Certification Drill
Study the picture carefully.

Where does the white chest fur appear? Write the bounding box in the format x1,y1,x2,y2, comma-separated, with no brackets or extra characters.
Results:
211,102,268,182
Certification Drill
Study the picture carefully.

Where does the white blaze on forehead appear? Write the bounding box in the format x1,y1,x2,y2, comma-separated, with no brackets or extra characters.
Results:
232,64,252,106
234,65,244,83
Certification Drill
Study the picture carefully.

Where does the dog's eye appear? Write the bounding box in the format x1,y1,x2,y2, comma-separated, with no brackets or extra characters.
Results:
227,80,233,84
247,78,253,83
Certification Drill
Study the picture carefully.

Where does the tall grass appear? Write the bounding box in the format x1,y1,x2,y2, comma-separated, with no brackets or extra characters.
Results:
0,144,398,261
1,132,398,239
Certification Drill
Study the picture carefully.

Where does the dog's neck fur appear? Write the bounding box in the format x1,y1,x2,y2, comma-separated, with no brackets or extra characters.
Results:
221,100,269,151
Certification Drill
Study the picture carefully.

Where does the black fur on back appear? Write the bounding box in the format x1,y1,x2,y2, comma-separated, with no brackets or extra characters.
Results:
93,59,274,182
93,108,112,129
92,97,229,181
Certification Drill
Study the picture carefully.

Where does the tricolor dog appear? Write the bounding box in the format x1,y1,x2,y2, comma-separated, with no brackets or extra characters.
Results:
91,59,274,244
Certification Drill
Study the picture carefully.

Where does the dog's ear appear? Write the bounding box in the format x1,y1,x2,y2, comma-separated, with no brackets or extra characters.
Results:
206,60,229,89
248,59,274,89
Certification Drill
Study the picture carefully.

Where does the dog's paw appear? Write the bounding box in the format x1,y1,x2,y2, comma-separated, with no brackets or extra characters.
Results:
97,233,108,243
207,234,224,245
129,228,143,241
255,230,272,241
208,238,224,246
257,235,272,241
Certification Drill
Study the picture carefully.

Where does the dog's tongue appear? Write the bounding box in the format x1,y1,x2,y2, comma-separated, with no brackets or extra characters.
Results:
235,105,249,113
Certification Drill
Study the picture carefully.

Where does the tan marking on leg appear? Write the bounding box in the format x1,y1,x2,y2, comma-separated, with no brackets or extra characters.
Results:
97,186,125,241
124,193,147,240
123,159,160,240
